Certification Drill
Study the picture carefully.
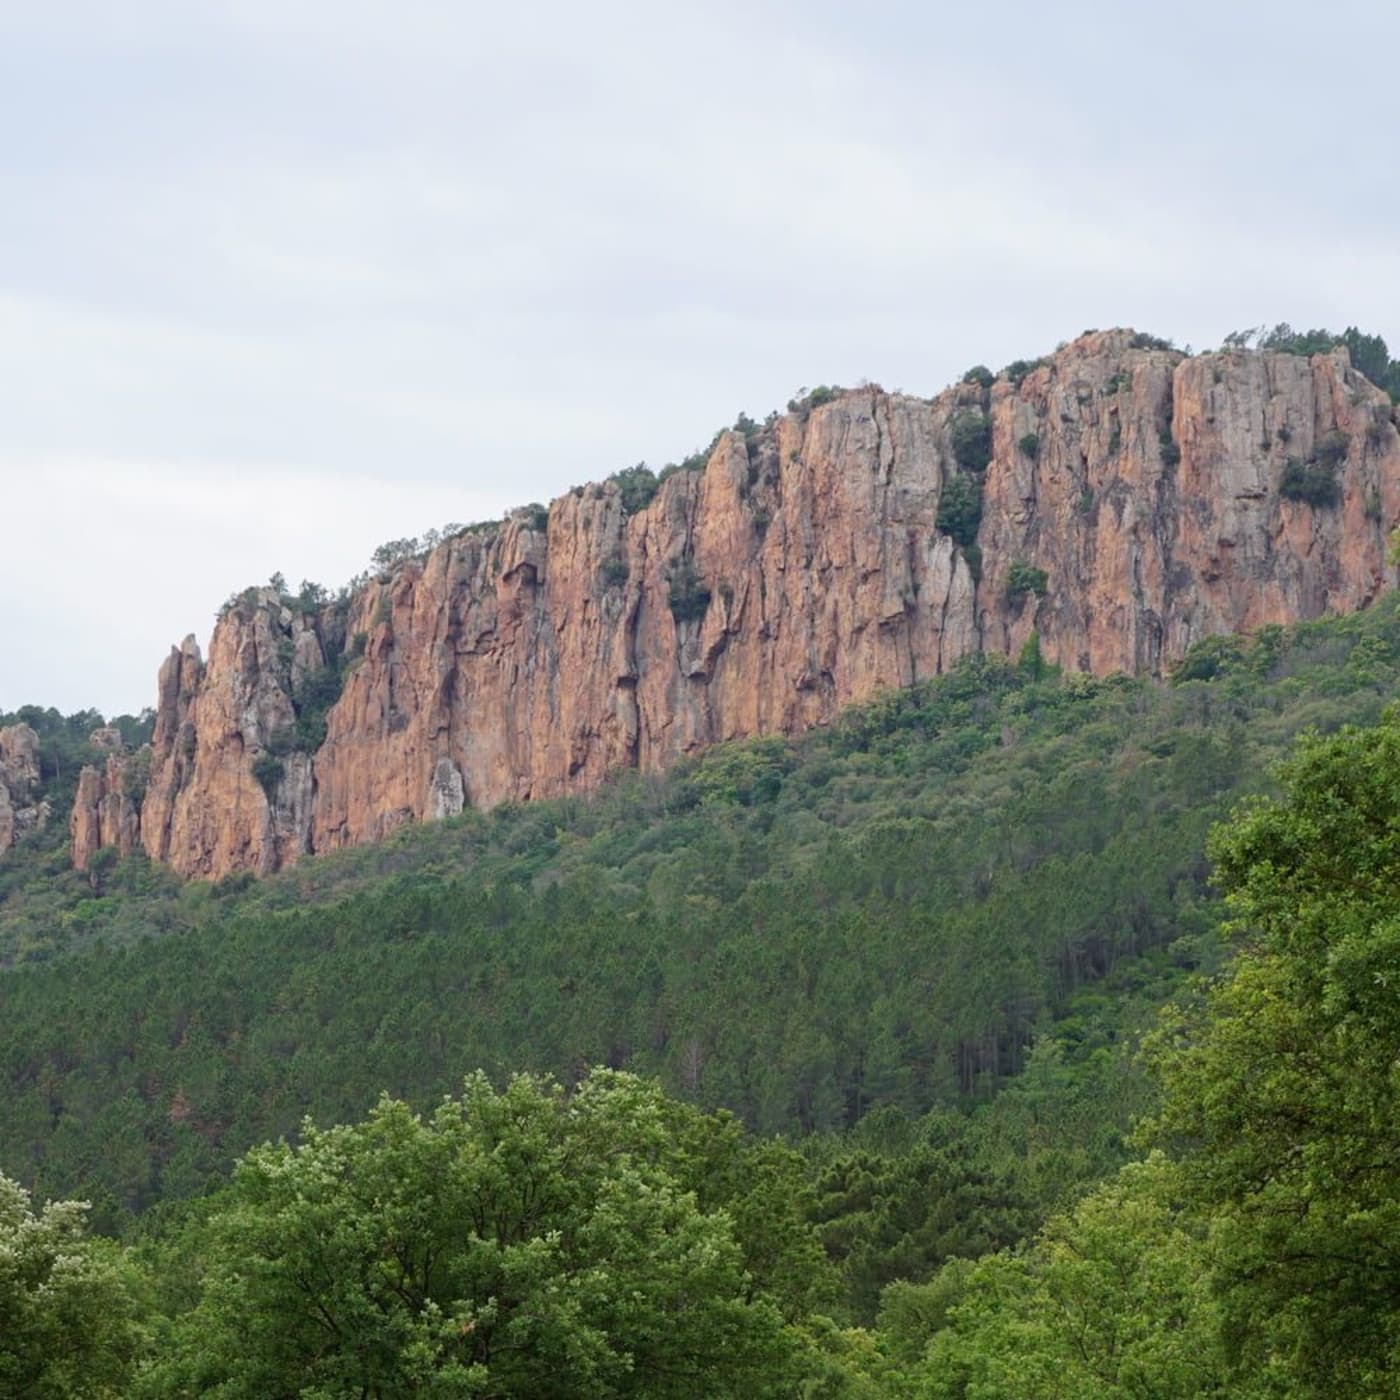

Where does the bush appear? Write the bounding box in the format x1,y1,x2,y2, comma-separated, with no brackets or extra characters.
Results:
1000,358,1046,387
1128,331,1175,351
121,748,152,809
600,556,629,587
1171,634,1248,684
1018,433,1040,460
1159,430,1181,467
1005,561,1049,603
1314,430,1349,470
521,503,549,533
251,753,284,799
950,412,992,473
371,538,420,571
610,463,659,516
962,365,994,390
788,385,842,414
1280,458,1341,508
292,665,345,751
667,561,711,623
937,475,982,549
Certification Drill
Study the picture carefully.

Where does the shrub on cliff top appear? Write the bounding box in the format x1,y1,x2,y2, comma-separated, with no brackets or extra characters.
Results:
999,358,1047,387
610,463,659,516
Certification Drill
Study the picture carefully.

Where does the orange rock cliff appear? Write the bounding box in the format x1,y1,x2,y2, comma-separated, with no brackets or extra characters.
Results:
70,330,1400,879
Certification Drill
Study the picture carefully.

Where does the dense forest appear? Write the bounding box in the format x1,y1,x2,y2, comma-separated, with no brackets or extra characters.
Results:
4,602,1400,1393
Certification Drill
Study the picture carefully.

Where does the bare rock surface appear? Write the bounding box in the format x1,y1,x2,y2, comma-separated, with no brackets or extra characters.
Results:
73,332,1400,878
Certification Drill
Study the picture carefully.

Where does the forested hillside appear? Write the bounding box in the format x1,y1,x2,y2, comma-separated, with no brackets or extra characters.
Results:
1,602,1398,1232
5,635,1399,1393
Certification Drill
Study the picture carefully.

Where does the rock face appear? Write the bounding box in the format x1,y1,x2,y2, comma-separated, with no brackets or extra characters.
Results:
0,724,47,856
73,331,1400,879
69,729,145,872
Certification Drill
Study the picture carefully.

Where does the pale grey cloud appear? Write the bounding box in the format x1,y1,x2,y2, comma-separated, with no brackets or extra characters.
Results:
2,0,1397,713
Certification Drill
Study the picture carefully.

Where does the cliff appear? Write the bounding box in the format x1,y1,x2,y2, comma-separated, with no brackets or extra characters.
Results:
0,724,47,855
72,330,1400,879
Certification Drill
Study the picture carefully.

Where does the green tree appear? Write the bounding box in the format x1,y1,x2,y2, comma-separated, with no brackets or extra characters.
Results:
0,1174,146,1397
144,1071,806,1397
936,475,982,549
913,1156,1231,1398
949,413,992,473
1147,713,1400,1395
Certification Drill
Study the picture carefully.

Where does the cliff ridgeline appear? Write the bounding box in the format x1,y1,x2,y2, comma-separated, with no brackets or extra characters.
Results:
57,328,1400,879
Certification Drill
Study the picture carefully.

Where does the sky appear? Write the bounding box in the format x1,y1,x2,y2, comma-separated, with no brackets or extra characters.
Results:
3,0,1398,715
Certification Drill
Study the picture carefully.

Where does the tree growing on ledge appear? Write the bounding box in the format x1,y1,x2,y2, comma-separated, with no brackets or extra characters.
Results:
1005,561,1049,602
667,560,712,623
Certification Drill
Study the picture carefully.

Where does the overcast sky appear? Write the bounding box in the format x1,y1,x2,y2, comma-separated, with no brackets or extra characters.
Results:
4,0,1398,715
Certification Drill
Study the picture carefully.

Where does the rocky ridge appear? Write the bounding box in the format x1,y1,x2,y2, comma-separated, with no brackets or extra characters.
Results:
71,330,1400,879
0,724,48,855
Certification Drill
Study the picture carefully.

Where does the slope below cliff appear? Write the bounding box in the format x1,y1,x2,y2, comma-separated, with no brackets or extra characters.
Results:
72,329,1400,879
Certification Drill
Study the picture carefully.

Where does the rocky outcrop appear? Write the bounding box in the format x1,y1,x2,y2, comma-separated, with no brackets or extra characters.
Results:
0,724,47,856
70,743,144,871
74,330,1400,879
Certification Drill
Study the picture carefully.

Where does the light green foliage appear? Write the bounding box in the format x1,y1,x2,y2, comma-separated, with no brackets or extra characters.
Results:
144,1072,806,1398
913,1155,1231,1398
1147,714,1400,1395
690,736,792,806
0,1174,145,1397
